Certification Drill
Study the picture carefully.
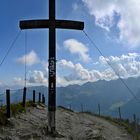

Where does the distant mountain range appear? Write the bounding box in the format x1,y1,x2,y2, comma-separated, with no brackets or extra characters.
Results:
57,77,140,119
1,76,140,119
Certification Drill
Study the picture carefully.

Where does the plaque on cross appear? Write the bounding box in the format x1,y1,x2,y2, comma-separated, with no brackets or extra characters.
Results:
19,0,84,134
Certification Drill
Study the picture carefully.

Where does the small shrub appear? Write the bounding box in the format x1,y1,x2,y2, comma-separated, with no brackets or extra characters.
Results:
0,109,7,125
11,103,25,116
26,101,37,107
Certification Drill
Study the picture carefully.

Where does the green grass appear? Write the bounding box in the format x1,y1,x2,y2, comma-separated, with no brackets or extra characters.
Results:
83,112,140,140
0,107,7,125
97,115,140,140
26,101,37,107
113,119,140,140
11,103,25,116
0,101,40,126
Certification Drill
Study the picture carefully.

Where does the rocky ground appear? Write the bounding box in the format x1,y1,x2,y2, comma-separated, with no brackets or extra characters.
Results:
0,105,135,140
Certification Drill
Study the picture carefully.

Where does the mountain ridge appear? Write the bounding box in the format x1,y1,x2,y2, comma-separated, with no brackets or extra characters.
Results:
1,76,140,119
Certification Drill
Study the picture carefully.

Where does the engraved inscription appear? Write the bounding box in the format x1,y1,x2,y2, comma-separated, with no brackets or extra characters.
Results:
49,57,55,77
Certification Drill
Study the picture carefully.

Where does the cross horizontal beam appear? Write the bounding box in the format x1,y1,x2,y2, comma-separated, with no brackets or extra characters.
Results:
20,19,84,30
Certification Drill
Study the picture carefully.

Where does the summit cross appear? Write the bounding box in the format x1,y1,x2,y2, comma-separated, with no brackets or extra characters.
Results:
19,0,84,134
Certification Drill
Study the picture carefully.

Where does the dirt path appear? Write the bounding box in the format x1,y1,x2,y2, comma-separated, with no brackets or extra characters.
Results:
56,108,134,140
0,106,135,140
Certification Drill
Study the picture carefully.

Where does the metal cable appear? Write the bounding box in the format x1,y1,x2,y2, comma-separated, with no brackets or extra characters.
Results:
25,31,27,87
0,30,21,67
83,30,140,104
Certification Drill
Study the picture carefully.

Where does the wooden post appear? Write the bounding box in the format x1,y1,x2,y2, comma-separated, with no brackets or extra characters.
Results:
39,92,41,103
43,96,45,104
136,118,139,133
22,87,26,107
33,90,35,103
70,104,71,110
98,104,101,116
42,94,44,103
133,114,137,132
0,99,3,109
6,89,10,118
118,107,122,120
41,94,45,104
81,104,83,112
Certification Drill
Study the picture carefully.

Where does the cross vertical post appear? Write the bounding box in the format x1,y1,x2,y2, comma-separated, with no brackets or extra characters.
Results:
48,0,56,133
19,0,84,135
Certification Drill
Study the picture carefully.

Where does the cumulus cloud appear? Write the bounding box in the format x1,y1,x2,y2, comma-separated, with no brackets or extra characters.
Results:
82,0,140,46
28,70,47,84
99,53,140,77
58,59,75,70
57,59,117,86
13,53,140,87
16,50,40,66
13,77,25,86
13,70,48,86
57,53,140,86
64,39,91,62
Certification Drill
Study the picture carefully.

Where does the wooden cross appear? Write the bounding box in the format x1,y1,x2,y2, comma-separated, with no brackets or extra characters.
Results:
19,0,84,134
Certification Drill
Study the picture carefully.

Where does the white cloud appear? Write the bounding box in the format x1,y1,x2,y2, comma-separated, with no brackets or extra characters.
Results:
64,39,91,62
28,70,48,85
13,71,48,86
58,59,75,70
57,59,113,86
57,53,140,86
13,77,25,86
16,50,40,66
110,101,125,110
82,0,140,47
13,53,140,87
99,53,140,77
13,70,48,86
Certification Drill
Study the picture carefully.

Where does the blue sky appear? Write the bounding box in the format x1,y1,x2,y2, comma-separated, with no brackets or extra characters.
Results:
1,0,140,87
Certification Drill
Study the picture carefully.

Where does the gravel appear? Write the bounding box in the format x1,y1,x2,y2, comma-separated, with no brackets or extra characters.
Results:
0,106,135,140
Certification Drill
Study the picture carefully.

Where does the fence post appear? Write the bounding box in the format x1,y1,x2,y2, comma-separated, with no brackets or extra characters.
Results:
70,104,71,110
42,94,44,103
133,114,137,132
98,104,101,116
81,104,83,112
118,107,122,120
39,92,41,103
33,90,35,103
136,118,139,133
6,89,10,118
0,99,3,109
42,94,45,104
22,87,26,107
43,96,45,104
